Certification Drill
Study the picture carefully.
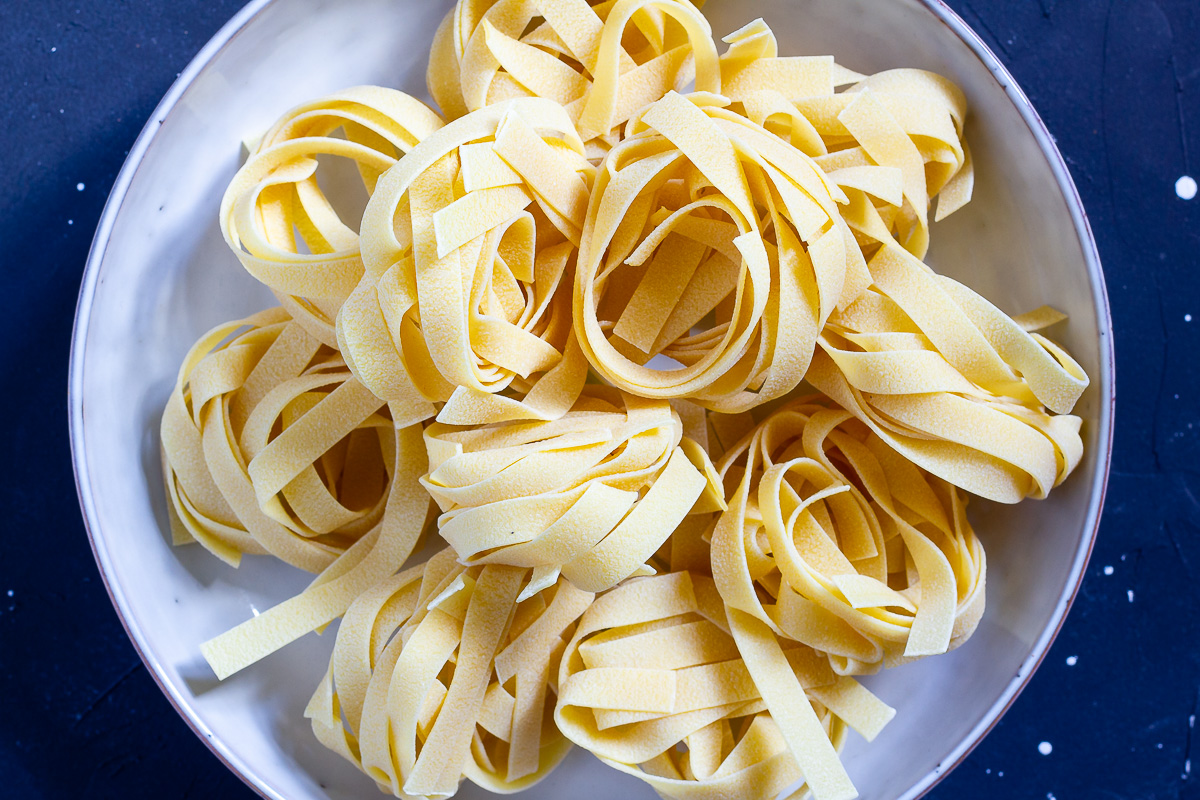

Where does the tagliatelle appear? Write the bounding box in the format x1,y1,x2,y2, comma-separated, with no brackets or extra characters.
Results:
307,549,594,798
158,309,434,680
556,571,894,800
810,242,1088,503
161,307,397,572
710,400,986,677
575,90,869,413
421,386,725,595
428,0,719,155
340,97,595,428
221,87,445,345
719,20,973,261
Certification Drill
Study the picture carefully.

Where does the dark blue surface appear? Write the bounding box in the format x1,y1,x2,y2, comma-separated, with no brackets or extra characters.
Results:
1,1,1197,798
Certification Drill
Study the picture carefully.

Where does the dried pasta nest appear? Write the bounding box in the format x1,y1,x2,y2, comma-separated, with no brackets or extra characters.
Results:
710,400,987,676
220,87,444,345
427,0,719,156
307,550,594,798
802,66,974,259
160,307,400,573
809,243,1089,503
720,21,975,258
340,98,595,428
421,386,725,595
555,571,894,800
575,90,863,413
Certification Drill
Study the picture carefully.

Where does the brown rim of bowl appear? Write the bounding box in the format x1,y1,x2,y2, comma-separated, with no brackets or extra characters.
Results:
68,1,1114,799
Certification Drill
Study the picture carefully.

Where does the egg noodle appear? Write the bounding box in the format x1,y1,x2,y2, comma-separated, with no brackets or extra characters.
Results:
307,549,593,796
159,2,1090,798
710,400,986,677
221,87,445,346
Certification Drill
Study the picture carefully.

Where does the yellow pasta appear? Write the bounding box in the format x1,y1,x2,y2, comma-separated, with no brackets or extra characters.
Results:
575,90,868,413
809,243,1088,503
221,87,445,345
159,308,434,680
721,20,973,259
161,307,398,572
422,386,725,595
556,570,894,800
340,97,594,428
710,400,986,676
307,549,594,797
427,0,719,156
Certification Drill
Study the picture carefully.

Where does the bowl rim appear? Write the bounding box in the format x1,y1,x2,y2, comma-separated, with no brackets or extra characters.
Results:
67,1,1114,799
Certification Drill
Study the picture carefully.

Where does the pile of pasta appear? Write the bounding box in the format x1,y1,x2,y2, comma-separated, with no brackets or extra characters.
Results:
160,1,1090,798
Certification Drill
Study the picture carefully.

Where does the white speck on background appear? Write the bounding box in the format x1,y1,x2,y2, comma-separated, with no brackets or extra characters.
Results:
50,46,57,52
985,769,991,775
1187,314,1194,322
5,590,11,597
1190,715,1195,728
1121,554,1127,561
1178,175,1198,200
1048,794,1057,800
76,182,84,191
1104,565,1114,575
998,771,1005,777
1038,741,1053,756
1187,759,1192,776
1066,655,1078,666
1158,743,1164,749
1127,590,1135,603
67,219,73,225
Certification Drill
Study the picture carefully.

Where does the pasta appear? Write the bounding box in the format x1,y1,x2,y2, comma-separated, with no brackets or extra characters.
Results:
575,90,861,413
809,245,1088,503
720,20,974,255
555,570,894,800
220,87,444,345
421,386,725,595
307,549,594,796
159,2,1096,798
710,400,986,676
427,0,719,156
161,308,433,679
339,97,594,428
161,307,399,572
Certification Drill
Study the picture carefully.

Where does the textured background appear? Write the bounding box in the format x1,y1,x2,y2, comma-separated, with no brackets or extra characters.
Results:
2,0,1198,798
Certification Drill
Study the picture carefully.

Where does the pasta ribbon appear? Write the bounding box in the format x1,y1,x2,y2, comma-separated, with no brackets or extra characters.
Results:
721,20,973,260
428,0,719,155
342,98,594,428
710,400,986,677
221,87,445,345
161,307,395,572
421,386,725,594
160,308,433,680
556,571,894,800
575,90,860,413
306,550,595,798
810,243,1088,503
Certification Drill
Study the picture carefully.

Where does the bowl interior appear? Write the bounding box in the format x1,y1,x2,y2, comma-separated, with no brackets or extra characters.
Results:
72,0,1111,798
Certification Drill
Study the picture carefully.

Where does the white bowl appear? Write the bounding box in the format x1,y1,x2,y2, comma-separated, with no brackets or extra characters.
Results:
69,1,1113,798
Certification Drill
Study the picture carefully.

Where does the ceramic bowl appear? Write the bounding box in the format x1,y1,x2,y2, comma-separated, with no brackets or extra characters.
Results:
69,0,1113,798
